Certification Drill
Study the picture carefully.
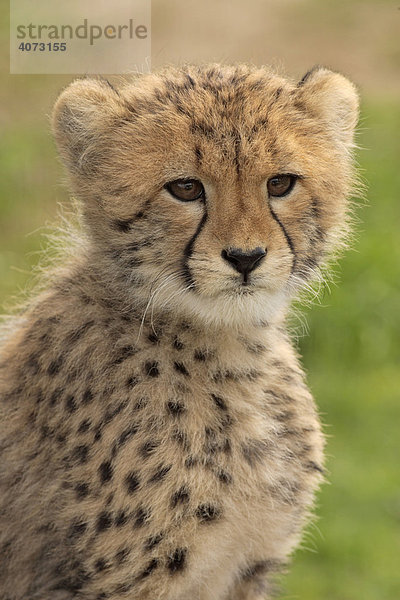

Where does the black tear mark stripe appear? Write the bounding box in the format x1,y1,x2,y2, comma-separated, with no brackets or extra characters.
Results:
182,210,208,288
269,205,296,272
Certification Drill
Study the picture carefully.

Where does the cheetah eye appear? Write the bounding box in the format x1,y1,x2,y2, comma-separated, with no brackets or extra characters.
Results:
165,179,205,202
267,174,297,198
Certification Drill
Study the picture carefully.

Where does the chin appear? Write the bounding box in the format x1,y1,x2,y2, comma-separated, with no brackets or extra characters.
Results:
153,283,290,330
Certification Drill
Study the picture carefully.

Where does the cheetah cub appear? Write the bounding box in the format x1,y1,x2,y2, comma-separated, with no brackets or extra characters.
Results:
0,64,359,599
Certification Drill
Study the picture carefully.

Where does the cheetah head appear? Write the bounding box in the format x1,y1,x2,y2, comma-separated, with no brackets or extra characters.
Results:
52,64,359,329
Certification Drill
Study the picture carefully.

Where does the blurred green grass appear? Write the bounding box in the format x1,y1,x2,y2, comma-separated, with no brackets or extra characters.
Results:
0,99,399,599
285,100,400,599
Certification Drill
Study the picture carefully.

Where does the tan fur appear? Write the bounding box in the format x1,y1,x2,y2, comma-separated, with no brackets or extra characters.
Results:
0,64,359,599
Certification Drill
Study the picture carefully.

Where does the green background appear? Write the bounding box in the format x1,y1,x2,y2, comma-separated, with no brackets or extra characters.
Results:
1,1,399,598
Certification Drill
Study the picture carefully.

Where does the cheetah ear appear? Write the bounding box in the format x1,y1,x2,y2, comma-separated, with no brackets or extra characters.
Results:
296,66,359,148
52,78,124,177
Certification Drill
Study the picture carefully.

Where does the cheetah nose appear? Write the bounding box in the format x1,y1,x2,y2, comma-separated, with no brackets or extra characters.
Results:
221,247,267,278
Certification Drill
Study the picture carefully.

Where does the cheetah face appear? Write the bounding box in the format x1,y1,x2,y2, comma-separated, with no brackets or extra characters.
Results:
52,65,358,327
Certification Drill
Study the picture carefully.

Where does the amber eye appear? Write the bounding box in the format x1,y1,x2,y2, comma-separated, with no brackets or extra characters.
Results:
165,179,205,202
267,174,297,198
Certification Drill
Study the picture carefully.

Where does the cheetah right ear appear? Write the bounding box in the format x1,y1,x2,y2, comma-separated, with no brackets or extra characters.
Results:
52,78,125,177
296,66,359,149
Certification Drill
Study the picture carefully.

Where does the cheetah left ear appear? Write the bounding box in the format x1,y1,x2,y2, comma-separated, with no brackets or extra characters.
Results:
52,77,125,178
296,66,359,148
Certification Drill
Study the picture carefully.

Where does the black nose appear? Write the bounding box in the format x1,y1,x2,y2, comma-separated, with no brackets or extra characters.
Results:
221,247,267,280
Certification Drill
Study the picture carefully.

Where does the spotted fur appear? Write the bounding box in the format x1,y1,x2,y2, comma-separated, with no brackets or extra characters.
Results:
0,63,359,599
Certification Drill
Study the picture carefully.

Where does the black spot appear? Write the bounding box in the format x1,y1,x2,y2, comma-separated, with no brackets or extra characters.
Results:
115,547,130,564
114,218,134,232
217,469,233,484
125,471,140,494
94,558,109,572
82,388,93,404
75,482,90,500
105,492,114,505
195,504,221,523
173,337,184,350
49,387,63,407
126,375,139,388
167,548,187,573
167,401,186,416
77,419,91,434
174,362,190,377
241,558,284,580
184,455,198,469
243,339,267,354
148,332,159,344
66,321,95,344
211,393,227,411
102,400,127,425
149,464,171,483
113,581,134,594
47,356,63,376
36,389,44,405
193,349,208,361
134,506,151,528
114,345,137,365
96,511,113,532
203,427,231,454
26,354,40,375
40,424,54,439
171,486,190,508
144,361,160,377
118,423,139,447
99,460,113,484
140,440,160,458
115,509,129,527
53,571,89,594
72,444,89,464
305,460,325,474
144,532,164,551
65,395,77,413
133,396,148,411
93,426,102,443
56,433,67,445
68,518,87,538
137,558,158,580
